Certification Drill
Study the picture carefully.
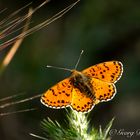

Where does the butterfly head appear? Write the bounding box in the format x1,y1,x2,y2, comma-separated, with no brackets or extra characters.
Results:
71,69,82,77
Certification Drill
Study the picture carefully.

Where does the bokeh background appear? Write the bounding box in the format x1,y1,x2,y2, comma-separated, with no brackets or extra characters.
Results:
0,0,140,140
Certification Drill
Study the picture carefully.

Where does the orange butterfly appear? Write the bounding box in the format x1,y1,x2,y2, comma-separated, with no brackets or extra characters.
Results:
41,51,123,113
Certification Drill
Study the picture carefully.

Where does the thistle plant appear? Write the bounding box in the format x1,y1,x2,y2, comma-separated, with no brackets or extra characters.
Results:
30,109,114,140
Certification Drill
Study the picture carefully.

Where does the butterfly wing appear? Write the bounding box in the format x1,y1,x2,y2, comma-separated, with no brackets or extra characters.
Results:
82,61,123,83
91,77,116,103
71,87,94,113
41,78,73,109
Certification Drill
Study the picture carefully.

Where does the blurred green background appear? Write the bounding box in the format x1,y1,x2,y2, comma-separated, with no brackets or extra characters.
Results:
0,0,140,140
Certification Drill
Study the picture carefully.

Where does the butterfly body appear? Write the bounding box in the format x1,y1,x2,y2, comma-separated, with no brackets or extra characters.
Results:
41,61,123,113
70,70,95,100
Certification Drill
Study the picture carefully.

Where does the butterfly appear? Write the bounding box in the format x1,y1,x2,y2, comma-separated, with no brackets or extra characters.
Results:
41,54,123,113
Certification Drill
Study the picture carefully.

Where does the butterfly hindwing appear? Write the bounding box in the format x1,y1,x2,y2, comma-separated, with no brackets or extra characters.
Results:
71,87,94,113
91,77,116,103
41,78,73,108
82,61,123,83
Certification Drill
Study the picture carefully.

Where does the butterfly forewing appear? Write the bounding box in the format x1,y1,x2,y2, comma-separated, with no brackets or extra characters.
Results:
41,78,73,108
82,61,123,83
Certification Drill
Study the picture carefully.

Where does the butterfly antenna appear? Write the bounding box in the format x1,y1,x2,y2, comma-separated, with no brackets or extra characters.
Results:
74,50,84,69
46,65,72,72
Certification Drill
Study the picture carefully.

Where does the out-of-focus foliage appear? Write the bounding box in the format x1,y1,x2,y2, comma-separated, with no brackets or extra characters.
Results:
0,0,140,140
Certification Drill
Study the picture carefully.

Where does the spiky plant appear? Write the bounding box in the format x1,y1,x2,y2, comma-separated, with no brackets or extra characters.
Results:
30,109,114,140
